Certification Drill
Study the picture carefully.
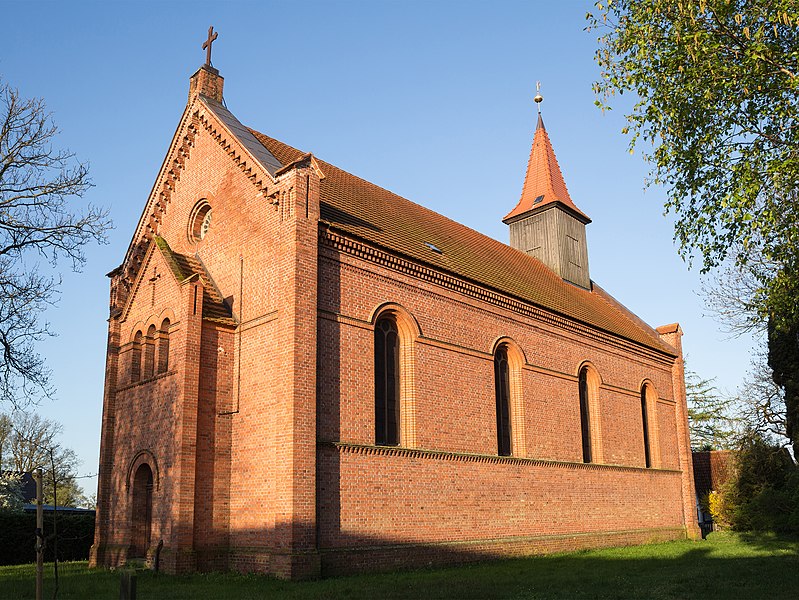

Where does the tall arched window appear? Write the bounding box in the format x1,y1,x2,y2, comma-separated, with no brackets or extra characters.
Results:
144,325,156,378
131,331,143,383
640,382,660,468
157,318,170,374
641,386,652,468
494,345,512,456
375,317,400,446
579,367,592,463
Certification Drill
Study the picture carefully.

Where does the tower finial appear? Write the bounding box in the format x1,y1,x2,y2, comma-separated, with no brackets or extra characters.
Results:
533,81,543,114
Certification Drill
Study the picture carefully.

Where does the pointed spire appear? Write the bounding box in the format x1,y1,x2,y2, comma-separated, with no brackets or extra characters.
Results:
503,92,590,224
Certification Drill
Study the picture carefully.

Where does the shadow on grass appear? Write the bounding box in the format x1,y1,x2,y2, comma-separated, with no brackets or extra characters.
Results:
2,533,798,600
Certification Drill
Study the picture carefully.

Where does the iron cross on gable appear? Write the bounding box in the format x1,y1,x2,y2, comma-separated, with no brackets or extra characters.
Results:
202,26,218,66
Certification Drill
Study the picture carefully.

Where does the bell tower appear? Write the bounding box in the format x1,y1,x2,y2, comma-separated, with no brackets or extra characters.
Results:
503,88,591,289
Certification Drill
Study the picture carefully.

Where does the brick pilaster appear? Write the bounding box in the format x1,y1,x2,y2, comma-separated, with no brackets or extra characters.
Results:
271,161,321,579
658,324,701,539
168,278,205,571
89,282,122,567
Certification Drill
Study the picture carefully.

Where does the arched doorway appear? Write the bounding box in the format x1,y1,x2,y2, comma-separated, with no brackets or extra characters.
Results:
130,463,153,557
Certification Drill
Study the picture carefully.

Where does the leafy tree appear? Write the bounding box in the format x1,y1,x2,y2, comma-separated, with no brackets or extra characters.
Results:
686,366,738,450
588,0,799,455
0,472,24,512
0,411,88,507
0,79,110,408
589,1,799,281
713,431,799,532
768,317,799,458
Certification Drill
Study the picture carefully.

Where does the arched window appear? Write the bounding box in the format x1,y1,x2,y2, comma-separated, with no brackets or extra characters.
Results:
130,463,153,557
578,364,603,464
494,345,512,456
579,367,592,463
131,331,143,383
144,325,157,378
641,386,652,468
640,382,660,468
375,317,400,446
157,318,170,374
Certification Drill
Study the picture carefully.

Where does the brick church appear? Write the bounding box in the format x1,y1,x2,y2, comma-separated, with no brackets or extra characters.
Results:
90,40,699,579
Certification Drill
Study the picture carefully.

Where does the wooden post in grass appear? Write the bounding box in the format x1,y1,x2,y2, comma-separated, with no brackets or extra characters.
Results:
120,571,137,600
35,468,43,600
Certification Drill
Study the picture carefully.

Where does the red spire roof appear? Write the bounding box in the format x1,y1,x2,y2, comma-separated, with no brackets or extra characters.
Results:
503,114,590,223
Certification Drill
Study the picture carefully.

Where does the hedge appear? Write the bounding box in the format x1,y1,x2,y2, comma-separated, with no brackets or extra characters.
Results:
0,511,95,565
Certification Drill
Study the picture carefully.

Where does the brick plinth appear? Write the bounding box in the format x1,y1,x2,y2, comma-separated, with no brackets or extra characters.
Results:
320,527,687,576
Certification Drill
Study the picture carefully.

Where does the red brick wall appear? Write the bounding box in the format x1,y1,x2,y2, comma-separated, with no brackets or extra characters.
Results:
315,241,692,571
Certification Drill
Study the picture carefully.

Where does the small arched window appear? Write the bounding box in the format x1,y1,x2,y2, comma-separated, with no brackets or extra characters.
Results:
494,345,512,456
375,317,400,446
157,319,170,374
131,331,143,383
579,367,592,463
144,324,157,378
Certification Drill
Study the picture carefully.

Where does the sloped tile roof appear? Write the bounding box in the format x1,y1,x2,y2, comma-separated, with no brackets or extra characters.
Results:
249,131,674,356
504,114,590,223
154,236,235,325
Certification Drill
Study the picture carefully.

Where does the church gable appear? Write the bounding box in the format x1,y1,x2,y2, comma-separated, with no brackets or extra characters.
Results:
119,238,183,331
119,236,233,329
116,78,284,312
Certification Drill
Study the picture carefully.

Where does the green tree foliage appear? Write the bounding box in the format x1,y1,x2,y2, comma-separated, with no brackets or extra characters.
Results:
589,0,799,461
588,1,799,315
0,472,24,512
686,367,738,450
713,432,799,532
0,411,88,507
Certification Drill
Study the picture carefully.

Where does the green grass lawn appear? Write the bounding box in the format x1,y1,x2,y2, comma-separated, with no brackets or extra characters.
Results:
1,532,797,599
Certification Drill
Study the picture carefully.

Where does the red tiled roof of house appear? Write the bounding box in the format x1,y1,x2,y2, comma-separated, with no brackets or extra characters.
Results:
692,450,735,496
503,115,590,223
249,130,674,356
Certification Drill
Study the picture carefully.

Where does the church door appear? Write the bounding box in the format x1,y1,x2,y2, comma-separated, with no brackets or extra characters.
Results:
131,464,153,557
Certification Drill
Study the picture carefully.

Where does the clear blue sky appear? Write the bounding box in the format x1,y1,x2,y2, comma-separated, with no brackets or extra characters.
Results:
1,1,755,498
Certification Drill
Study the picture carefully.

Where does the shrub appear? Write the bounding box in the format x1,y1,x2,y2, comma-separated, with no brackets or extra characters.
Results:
714,433,799,533
0,511,95,565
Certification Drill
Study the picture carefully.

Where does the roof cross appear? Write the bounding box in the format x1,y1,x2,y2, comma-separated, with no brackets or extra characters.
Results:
202,26,218,66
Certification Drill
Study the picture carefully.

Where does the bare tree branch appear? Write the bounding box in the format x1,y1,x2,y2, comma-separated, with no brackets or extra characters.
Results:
0,79,111,408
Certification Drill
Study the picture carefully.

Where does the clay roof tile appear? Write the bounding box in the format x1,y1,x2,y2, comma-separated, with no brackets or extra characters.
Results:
249,130,673,356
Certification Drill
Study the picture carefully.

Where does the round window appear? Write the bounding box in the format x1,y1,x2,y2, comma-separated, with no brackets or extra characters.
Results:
189,200,212,242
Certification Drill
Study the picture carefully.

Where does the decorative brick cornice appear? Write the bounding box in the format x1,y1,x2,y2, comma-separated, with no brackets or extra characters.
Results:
320,228,675,366
117,109,200,303
321,441,682,474
118,98,282,306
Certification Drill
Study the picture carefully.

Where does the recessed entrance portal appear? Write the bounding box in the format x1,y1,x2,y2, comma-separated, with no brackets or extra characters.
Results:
130,463,153,557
